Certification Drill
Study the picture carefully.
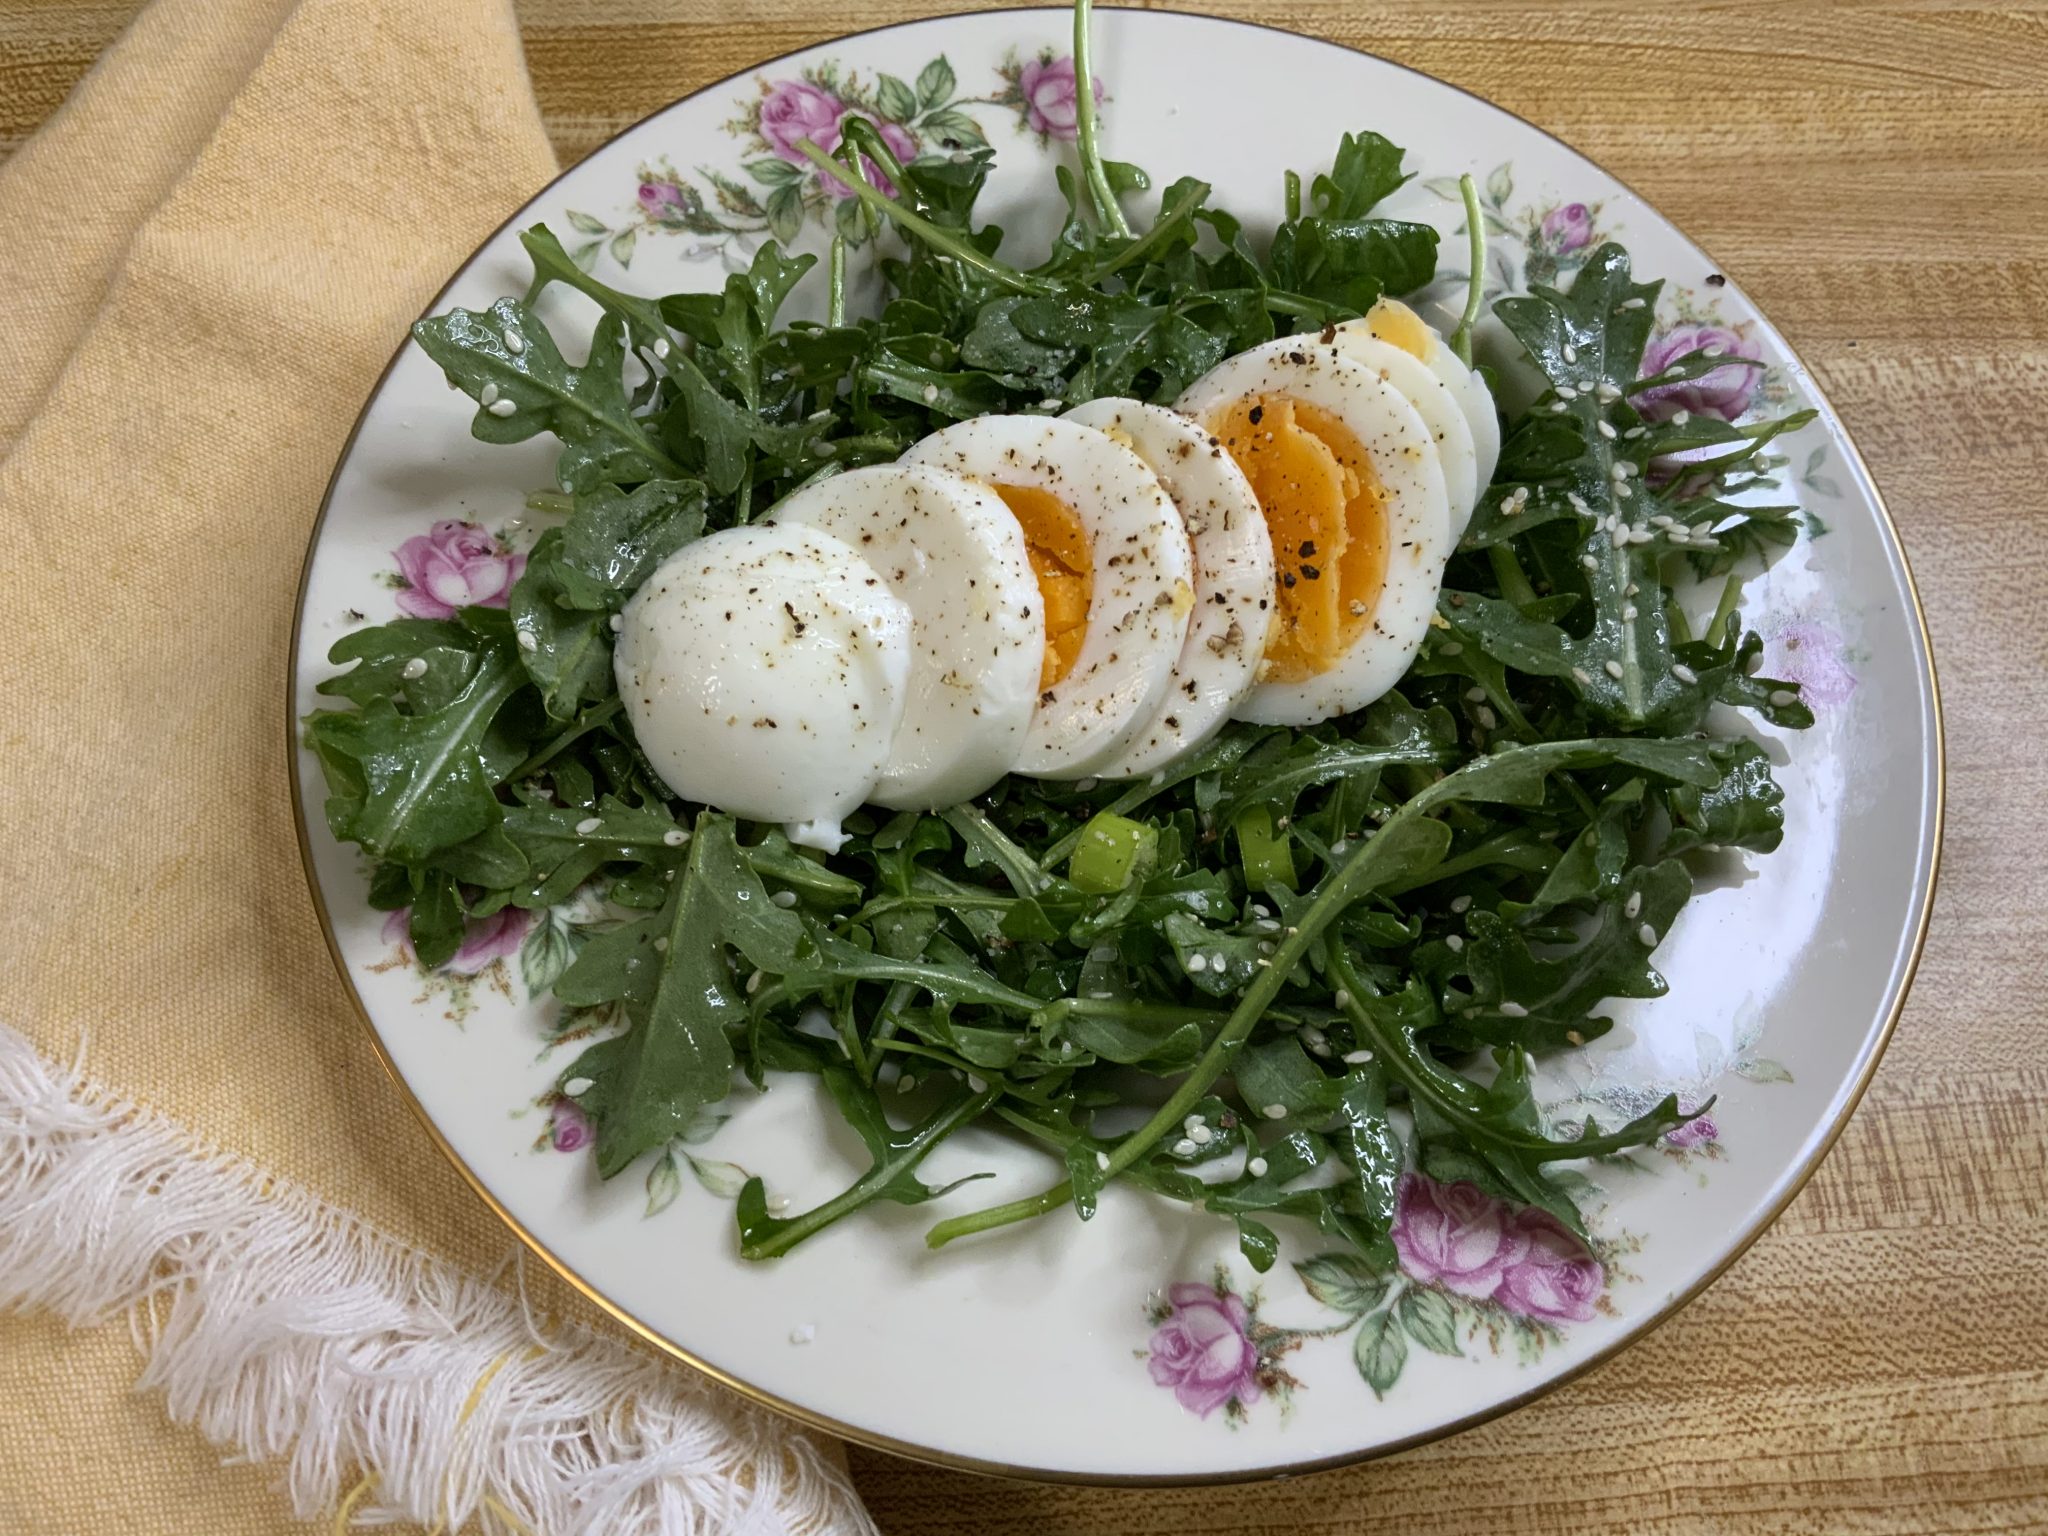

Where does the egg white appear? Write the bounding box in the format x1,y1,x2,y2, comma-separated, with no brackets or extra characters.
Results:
902,415,1194,780
1177,344,1452,726
615,523,912,851
1301,329,1481,532
1347,298,1500,497
769,464,1043,810
1063,398,1275,778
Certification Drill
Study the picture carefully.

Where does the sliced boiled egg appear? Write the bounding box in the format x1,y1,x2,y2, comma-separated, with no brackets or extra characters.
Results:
1178,344,1452,726
768,463,1043,810
1062,398,1275,778
615,523,912,852
1288,326,1480,531
1336,297,1500,504
902,415,1194,780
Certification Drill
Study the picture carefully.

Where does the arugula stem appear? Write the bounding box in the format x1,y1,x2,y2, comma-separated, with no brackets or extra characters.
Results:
508,697,623,781
1087,179,1205,283
794,139,1055,295
1071,0,1131,237
742,1085,998,1259
1380,828,1555,896
827,236,847,327
1488,544,1539,607
1450,173,1486,366
1283,170,1302,223
838,116,909,191
1708,571,1743,644
524,489,574,517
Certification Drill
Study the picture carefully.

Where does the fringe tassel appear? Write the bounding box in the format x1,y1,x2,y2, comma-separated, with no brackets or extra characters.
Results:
0,1025,875,1535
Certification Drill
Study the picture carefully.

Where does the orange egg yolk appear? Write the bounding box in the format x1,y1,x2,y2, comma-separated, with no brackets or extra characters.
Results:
1363,296,1435,361
1209,394,1390,684
992,483,1093,690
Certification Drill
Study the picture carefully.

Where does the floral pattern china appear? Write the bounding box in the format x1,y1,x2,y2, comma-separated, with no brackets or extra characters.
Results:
292,7,1938,1480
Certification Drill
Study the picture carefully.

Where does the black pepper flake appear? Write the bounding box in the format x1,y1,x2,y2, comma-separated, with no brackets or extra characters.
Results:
1299,540,1316,558
1705,272,1726,287
1247,404,1265,426
1301,564,1320,581
1319,324,1337,345
783,601,805,636
753,717,778,729
1281,571,1297,589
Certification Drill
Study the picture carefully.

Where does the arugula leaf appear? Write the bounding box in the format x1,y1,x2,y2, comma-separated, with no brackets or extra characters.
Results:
411,299,678,486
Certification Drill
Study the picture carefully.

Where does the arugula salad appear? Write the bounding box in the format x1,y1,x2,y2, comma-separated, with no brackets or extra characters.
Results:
305,0,1815,1272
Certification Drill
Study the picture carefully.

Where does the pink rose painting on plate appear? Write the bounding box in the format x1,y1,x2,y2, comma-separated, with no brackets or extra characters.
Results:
554,45,1095,268
1140,1175,1615,1422
391,520,524,619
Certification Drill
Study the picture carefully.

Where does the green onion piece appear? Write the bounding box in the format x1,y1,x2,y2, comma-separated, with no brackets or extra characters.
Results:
1235,806,1295,891
1068,812,1157,894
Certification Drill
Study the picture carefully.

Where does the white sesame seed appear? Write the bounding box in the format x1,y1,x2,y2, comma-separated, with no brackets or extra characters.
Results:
1247,1156,1270,1178
663,828,689,847
1673,409,1691,425
1450,895,1473,914
897,1076,916,1093
1301,1026,1328,1049
1250,905,1270,920
1572,666,1592,686
1616,461,1638,478
1255,958,1272,969
1333,989,1353,1008
771,890,798,908
1255,918,1281,933
1563,343,1579,364
652,336,672,360
1621,297,1646,310
1610,524,1631,548
966,1074,987,1093
1769,688,1798,706
1550,402,1570,413
1624,891,1642,919
1263,1103,1288,1120
575,816,602,835
1074,777,1099,792
487,398,518,417
1638,922,1659,946
400,657,428,680
1445,934,1465,953
1189,1124,1213,1146
1173,1138,1198,1157
1096,1151,1111,1171
1626,582,1640,597
1624,425,1647,438
1614,481,1633,499
608,613,624,632
479,382,499,406
1465,686,1487,703
1498,496,1522,516
1567,493,1592,515
768,1195,791,1214
1439,641,1463,655
1672,663,1699,685
1186,952,1208,973
1498,1001,1529,1018
1039,398,1064,410
789,1324,814,1345
1476,705,1497,729
1581,554,1600,572
502,328,525,354
1622,604,1638,621
1604,660,1626,680
1597,382,1623,403
1210,953,1227,971
746,970,764,995
922,383,939,404
1308,1041,1333,1057
1342,1049,1375,1065
1703,343,1724,357
1555,385,1578,400
1597,420,1617,440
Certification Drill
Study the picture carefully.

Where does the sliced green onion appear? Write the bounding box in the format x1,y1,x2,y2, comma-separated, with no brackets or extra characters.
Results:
1068,812,1157,894
1235,806,1295,891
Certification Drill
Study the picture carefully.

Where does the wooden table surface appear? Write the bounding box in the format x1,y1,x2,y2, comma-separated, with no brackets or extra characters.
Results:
7,2,2044,1531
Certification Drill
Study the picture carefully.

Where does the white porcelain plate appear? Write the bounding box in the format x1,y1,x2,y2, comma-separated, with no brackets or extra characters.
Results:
291,8,1941,1482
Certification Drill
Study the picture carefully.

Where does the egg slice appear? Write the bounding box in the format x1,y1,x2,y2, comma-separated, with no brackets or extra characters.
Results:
1339,297,1500,504
1177,345,1452,726
768,464,1043,810
615,523,912,852
1288,327,1480,531
1062,398,1275,778
902,416,1194,780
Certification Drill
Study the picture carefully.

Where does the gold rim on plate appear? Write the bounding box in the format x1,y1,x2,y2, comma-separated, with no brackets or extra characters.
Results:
287,6,1946,1486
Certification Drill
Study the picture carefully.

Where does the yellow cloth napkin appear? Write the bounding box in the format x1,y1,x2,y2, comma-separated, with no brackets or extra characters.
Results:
0,0,870,1530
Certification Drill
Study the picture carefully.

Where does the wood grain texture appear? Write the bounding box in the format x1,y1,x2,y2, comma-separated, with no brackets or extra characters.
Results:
5,3,2043,1531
